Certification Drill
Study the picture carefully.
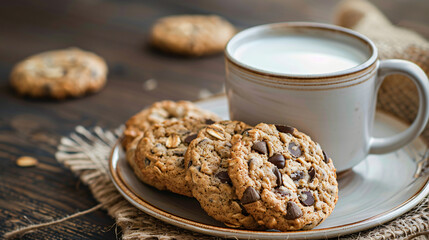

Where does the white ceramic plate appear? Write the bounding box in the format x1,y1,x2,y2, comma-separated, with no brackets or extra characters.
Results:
109,96,429,239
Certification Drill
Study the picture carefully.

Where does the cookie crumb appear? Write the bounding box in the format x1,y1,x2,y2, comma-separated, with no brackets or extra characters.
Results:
198,89,213,99
143,78,157,91
16,156,38,167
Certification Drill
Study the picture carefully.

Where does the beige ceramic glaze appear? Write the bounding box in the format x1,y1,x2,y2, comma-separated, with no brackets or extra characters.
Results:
109,96,429,239
225,22,429,172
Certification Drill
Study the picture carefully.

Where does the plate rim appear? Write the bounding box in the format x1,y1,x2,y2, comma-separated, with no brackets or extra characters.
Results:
109,102,429,239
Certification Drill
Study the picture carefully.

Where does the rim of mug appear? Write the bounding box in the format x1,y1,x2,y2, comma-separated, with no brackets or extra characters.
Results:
224,22,378,79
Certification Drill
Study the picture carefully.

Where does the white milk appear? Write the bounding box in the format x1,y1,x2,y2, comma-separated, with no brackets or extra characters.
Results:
233,35,368,75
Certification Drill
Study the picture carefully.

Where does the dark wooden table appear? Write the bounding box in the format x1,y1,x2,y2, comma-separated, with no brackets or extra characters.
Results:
1,0,428,239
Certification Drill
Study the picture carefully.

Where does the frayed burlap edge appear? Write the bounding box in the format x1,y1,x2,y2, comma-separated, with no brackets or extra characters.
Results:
50,124,428,240
55,125,217,240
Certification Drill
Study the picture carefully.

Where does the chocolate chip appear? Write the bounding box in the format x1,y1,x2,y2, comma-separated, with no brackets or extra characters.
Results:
144,158,150,166
215,171,232,184
241,186,260,204
187,160,192,169
238,203,249,216
323,151,329,163
308,167,316,182
275,125,295,134
252,141,267,155
242,128,252,136
268,153,285,169
288,142,301,158
205,119,216,124
285,201,303,220
299,191,314,206
290,171,304,181
184,134,198,144
274,188,290,197
272,167,282,187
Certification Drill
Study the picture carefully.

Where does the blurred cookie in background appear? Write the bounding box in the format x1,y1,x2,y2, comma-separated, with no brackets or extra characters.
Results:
10,48,108,99
150,15,236,56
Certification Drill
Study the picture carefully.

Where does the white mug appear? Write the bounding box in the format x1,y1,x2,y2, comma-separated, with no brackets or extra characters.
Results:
225,22,429,173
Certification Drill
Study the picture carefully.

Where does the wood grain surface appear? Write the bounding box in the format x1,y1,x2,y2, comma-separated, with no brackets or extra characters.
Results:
1,0,428,239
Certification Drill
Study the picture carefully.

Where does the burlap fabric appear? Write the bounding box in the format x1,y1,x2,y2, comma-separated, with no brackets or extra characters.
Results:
335,0,429,143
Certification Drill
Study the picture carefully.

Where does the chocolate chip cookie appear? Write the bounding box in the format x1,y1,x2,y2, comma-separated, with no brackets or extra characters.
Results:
122,100,220,150
10,48,107,99
150,15,236,56
228,123,338,231
133,117,216,197
185,121,260,229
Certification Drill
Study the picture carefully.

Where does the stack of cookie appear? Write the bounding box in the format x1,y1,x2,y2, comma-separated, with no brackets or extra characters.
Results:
124,100,339,231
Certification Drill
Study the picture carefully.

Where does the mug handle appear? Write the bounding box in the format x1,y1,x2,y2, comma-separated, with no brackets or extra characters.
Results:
369,59,429,154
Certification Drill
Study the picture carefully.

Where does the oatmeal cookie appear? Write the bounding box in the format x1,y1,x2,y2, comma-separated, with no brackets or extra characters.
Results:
10,48,107,99
228,123,338,231
133,117,215,197
150,15,236,56
122,100,220,150
185,121,260,229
